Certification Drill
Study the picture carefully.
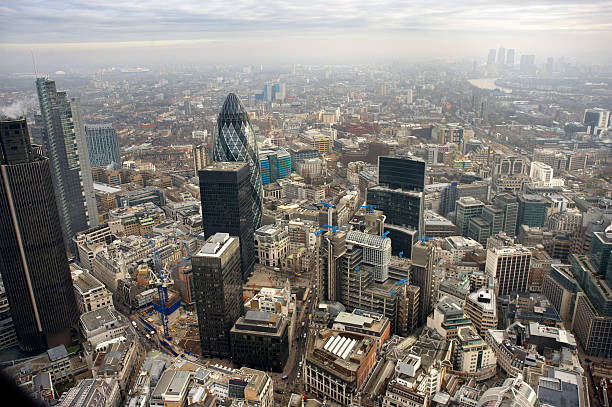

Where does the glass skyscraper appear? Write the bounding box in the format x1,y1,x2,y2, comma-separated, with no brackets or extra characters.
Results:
0,119,78,352
36,78,98,249
213,93,264,229
84,124,120,168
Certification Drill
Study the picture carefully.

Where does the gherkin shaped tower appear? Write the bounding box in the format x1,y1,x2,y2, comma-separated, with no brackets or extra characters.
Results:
214,93,264,228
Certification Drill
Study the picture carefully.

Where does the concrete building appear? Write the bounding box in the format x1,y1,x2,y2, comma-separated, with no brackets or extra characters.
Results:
254,224,289,268
304,329,377,405
331,310,391,348
345,231,392,282
72,268,113,314
56,378,121,407
79,307,128,350
230,310,289,372
455,197,485,237
150,369,192,407
464,287,497,338
486,244,532,296
192,233,243,358
476,375,537,407
452,325,497,380
427,296,473,340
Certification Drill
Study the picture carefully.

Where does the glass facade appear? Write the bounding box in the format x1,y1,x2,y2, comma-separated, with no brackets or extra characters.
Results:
259,148,291,185
378,156,425,192
0,119,78,352
199,162,256,280
84,124,120,168
36,78,98,250
192,234,243,358
214,93,264,229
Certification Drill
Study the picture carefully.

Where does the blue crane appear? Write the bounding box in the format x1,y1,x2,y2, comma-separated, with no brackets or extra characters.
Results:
317,201,336,226
381,231,390,239
323,224,340,235
390,277,410,297
360,204,376,213
398,251,404,258
418,236,436,244
145,235,173,339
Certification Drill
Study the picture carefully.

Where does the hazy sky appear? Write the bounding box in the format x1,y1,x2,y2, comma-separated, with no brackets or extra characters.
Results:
1,0,611,71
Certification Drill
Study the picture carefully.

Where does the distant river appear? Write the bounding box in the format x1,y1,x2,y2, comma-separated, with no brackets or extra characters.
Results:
468,78,512,93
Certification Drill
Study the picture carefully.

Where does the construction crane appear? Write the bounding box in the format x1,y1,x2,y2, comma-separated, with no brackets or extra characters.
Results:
390,277,410,297
418,236,436,244
323,224,340,235
381,231,390,238
360,204,376,213
398,251,404,258
145,236,174,339
317,201,336,227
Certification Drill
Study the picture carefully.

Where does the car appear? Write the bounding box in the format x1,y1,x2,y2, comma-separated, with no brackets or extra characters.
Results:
282,375,288,380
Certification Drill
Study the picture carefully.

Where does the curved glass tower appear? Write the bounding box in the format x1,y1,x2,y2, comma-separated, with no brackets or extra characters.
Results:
214,93,264,228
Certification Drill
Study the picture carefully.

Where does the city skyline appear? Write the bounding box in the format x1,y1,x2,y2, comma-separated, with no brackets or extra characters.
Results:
1,0,612,72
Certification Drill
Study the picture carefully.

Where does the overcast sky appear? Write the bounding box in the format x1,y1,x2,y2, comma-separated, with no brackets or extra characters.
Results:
1,0,611,72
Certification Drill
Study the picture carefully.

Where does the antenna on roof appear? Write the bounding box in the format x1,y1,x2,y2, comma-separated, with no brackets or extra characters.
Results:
31,51,38,77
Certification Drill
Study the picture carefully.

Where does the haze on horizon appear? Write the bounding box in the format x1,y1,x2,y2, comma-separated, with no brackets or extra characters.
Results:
1,0,612,73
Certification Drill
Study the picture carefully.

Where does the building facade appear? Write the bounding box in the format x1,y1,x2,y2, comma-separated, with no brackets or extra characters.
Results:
200,162,255,280
213,93,264,229
84,124,120,168
192,233,243,358
36,78,98,249
0,119,78,352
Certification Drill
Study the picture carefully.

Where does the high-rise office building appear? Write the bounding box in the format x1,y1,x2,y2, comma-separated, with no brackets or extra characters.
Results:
192,233,243,358
517,194,550,231
378,156,426,191
36,78,98,249
193,144,208,176
0,119,78,352
368,156,425,257
583,108,610,136
520,55,536,75
455,197,485,236
84,124,120,168
506,49,515,67
259,148,291,185
497,47,505,65
199,162,255,280
411,240,437,323
493,193,519,236
213,93,264,229
487,49,496,66
485,244,532,296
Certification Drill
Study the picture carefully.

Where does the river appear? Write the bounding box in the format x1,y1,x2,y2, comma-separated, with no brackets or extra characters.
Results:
467,78,512,93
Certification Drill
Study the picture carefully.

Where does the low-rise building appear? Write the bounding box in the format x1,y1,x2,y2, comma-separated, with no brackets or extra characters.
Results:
332,310,391,348
254,224,290,268
304,330,377,405
72,268,114,314
150,369,192,407
230,311,289,372
464,288,497,338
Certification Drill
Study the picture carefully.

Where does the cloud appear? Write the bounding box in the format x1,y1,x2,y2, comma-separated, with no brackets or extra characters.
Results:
1,0,611,45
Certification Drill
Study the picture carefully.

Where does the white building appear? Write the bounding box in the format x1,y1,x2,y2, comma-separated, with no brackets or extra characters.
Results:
477,375,537,407
464,287,497,338
485,244,532,296
72,268,113,314
254,224,290,268
346,231,392,282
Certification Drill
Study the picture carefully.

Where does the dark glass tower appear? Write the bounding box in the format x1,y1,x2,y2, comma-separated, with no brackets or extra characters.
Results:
213,93,264,229
192,233,243,358
367,156,425,258
199,162,255,280
0,119,78,352
36,78,98,250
